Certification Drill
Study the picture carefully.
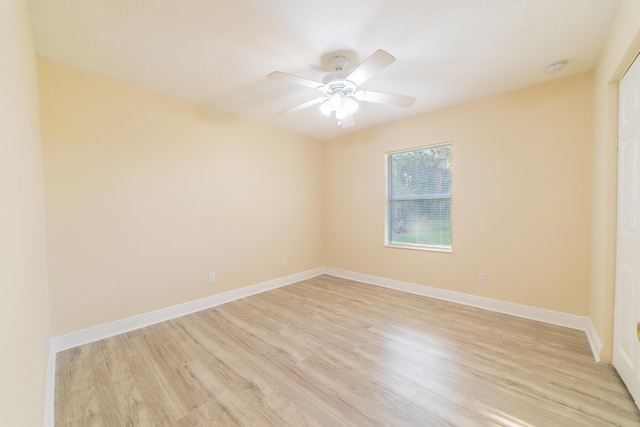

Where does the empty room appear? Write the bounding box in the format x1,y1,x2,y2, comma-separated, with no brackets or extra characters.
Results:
4,0,640,425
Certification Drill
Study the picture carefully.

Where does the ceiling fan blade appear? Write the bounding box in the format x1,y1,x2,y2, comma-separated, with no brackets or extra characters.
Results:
354,90,416,108
346,49,396,86
268,71,324,90
277,97,326,115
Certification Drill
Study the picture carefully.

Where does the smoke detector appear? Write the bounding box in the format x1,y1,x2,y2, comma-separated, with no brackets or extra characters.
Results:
545,60,568,73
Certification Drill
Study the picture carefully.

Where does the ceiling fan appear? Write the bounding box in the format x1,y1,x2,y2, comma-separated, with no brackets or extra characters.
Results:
268,49,416,128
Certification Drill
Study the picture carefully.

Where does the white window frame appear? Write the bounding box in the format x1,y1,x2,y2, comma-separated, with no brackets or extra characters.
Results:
384,142,453,253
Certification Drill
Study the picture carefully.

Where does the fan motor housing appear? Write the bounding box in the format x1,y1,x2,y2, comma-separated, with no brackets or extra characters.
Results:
322,77,357,97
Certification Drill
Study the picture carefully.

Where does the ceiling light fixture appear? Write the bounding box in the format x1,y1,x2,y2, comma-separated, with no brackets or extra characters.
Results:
268,49,416,129
319,89,359,127
545,60,568,73
319,64,359,128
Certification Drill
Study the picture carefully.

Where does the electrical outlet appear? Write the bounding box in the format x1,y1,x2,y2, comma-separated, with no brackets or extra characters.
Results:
478,272,486,284
282,258,288,268
208,272,216,284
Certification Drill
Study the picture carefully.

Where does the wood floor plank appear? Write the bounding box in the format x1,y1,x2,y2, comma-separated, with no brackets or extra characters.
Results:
54,349,75,427
54,275,640,426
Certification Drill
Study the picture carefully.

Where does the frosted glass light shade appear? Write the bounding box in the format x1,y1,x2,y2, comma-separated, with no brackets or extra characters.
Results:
319,100,332,116
318,93,359,123
343,97,359,114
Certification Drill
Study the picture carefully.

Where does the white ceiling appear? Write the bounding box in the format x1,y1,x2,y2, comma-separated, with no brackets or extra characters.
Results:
28,0,621,141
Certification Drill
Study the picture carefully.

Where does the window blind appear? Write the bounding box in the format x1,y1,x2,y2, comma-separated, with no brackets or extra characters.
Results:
387,143,452,249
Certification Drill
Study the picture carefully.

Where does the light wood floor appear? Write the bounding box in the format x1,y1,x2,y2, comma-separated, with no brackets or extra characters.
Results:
55,275,640,426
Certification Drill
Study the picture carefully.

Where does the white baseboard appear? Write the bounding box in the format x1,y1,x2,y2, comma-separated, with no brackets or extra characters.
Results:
585,317,603,363
324,267,601,361
50,267,324,353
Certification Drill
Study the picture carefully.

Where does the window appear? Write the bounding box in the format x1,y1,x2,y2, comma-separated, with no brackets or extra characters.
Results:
385,143,452,251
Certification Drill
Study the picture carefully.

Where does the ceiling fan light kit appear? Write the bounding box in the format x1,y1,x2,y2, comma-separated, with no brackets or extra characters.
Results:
268,49,416,129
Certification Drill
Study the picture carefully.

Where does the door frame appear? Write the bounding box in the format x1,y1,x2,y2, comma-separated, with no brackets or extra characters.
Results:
613,51,640,408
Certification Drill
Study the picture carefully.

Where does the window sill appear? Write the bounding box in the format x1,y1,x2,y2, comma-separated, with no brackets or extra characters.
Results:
385,243,453,253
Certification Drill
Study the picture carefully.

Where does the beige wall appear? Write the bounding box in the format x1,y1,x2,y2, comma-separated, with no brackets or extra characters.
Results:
590,0,640,363
37,1,634,359
7,0,636,421
39,60,324,335
324,72,593,315
39,59,594,340
0,1,50,425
